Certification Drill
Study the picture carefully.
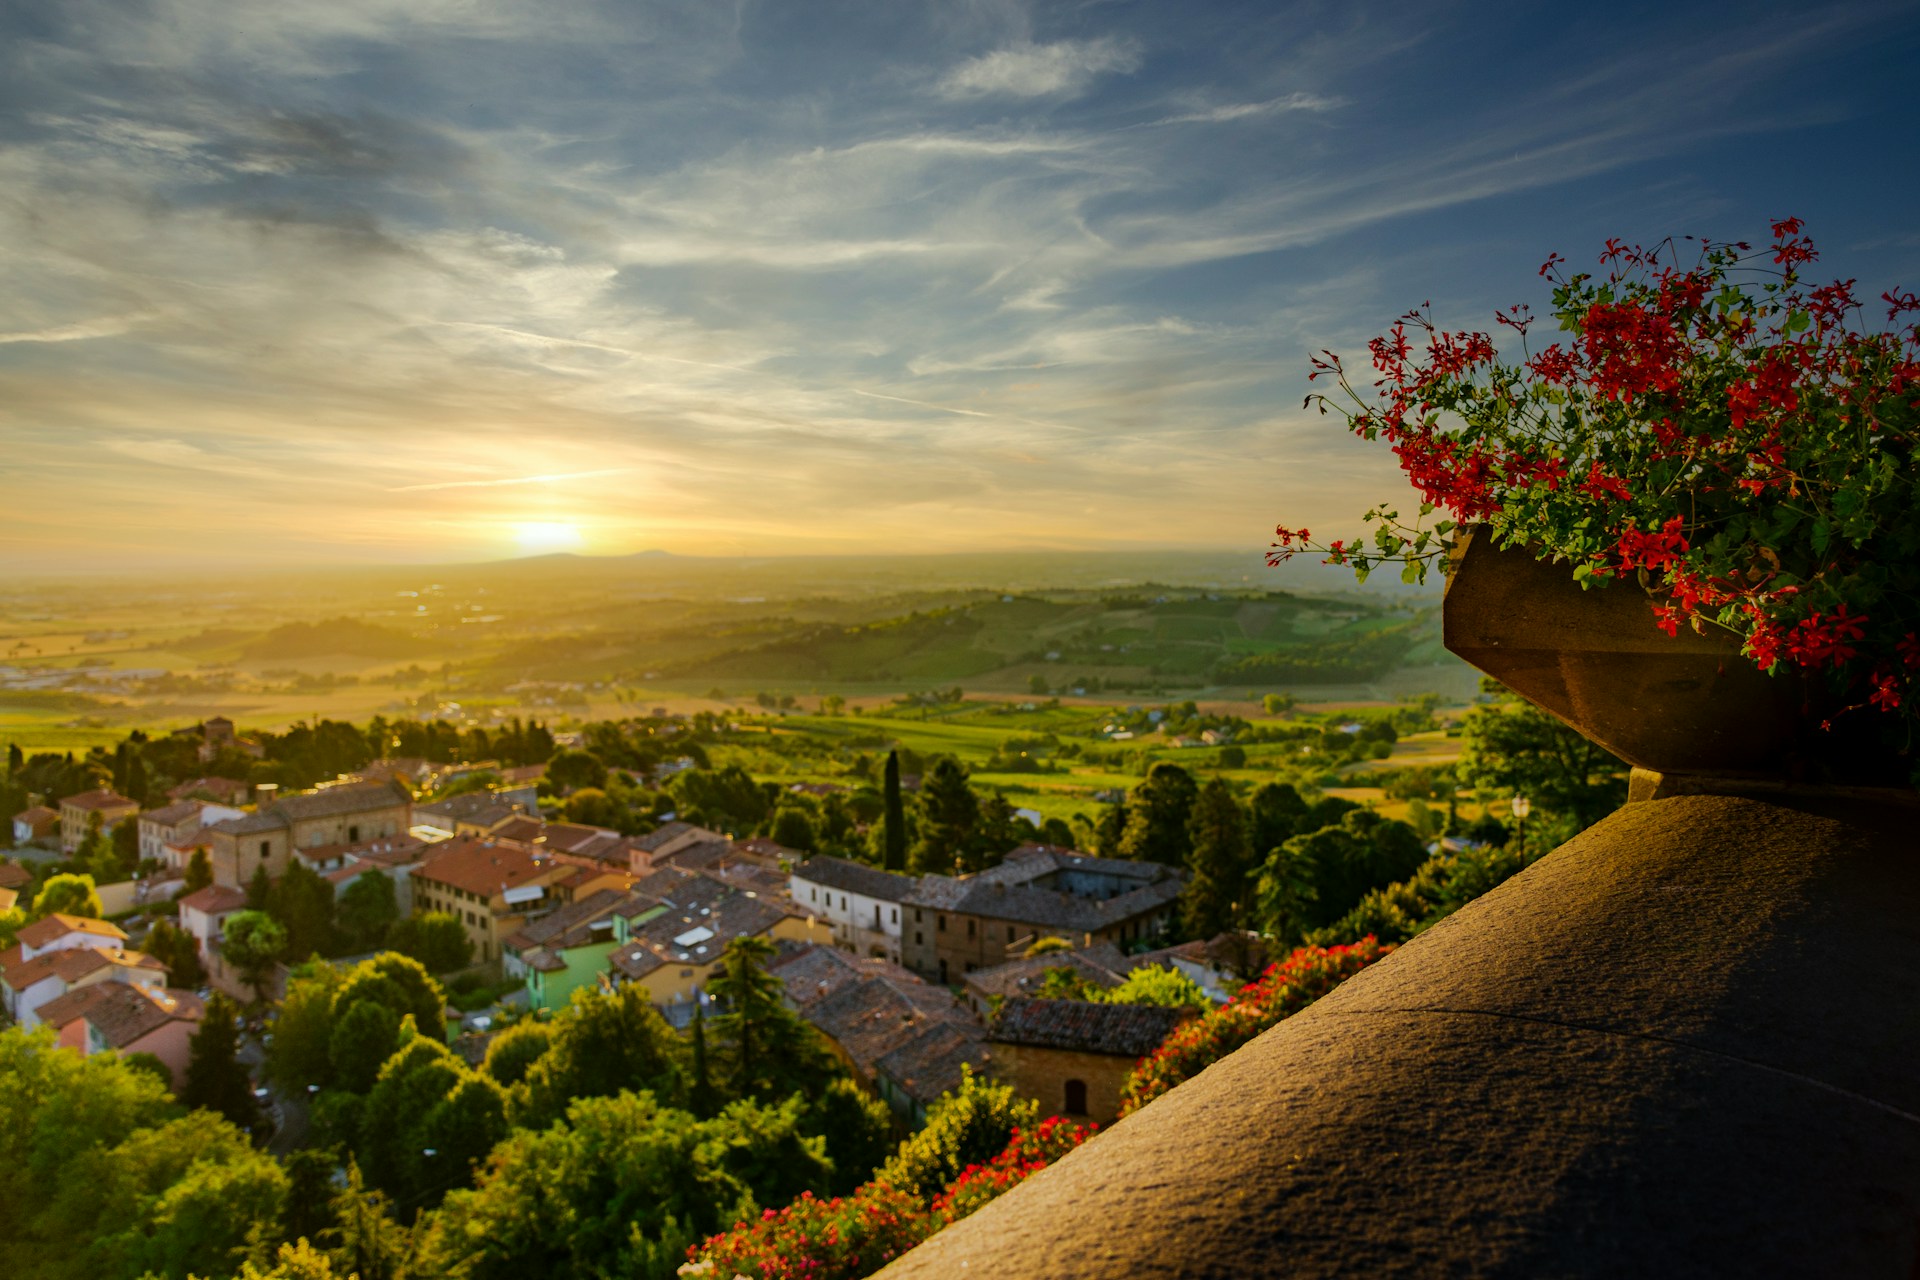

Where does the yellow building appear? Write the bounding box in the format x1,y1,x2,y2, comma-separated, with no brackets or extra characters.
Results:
58,789,140,854
408,836,575,964
605,875,825,1012
205,780,411,888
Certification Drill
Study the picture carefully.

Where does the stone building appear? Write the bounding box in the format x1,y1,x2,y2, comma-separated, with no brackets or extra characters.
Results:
789,854,914,963
203,779,411,888
900,846,1184,984
986,996,1192,1125
58,788,140,854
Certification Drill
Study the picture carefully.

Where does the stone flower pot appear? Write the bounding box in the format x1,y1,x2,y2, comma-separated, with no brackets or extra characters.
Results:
1442,527,1899,788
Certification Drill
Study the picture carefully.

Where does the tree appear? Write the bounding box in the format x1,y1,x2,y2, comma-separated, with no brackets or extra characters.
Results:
336,869,400,953
30,872,102,920
413,1090,832,1280
182,847,214,895
546,748,609,794
0,1028,287,1280
1181,779,1253,939
801,1077,894,1194
1248,781,1309,857
336,952,448,1043
330,998,404,1093
688,1004,718,1118
562,787,624,830
882,750,906,872
1117,763,1199,866
770,805,817,853
182,991,259,1128
221,910,289,1002
1459,679,1627,830
1254,842,1320,947
268,961,345,1091
708,935,833,1101
388,912,473,976
1100,964,1212,1009
7,742,22,774
358,1036,509,1211
515,986,686,1130
1262,693,1295,717
322,1160,411,1280
146,917,207,987
911,756,979,875
480,1021,554,1088
73,813,120,884
1254,811,1429,945
269,859,338,959
1039,816,1076,848
877,1065,1036,1201
247,862,273,911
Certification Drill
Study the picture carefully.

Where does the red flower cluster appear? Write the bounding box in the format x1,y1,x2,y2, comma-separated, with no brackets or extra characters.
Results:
1282,219,1920,738
685,1118,1096,1280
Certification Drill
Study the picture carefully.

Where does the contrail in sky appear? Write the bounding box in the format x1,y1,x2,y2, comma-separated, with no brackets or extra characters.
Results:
388,468,637,493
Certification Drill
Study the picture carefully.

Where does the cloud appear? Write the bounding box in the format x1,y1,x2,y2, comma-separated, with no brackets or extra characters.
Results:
0,316,143,344
388,468,639,493
1143,93,1344,126
937,37,1141,100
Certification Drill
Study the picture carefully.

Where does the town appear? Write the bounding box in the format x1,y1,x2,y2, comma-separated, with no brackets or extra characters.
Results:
0,687,1577,1278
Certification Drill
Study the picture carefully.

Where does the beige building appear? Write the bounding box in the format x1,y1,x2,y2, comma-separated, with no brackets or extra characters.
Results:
409,836,576,964
59,789,140,854
605,879,825,1015
204,779,410,888
986,997,1192,1125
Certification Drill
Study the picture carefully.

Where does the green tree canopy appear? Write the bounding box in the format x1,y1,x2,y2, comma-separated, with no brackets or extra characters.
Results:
31,872,103,921
1459,679,1627,830
1181,778,1253,940
514,986,686,1130
1117,763,1199,866
336,869,400,954
221,911,290,1002
387,913,474,978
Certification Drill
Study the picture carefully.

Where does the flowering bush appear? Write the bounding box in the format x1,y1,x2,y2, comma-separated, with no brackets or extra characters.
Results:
1275,220,1920,727
683,1094,1095,1279
928,1115,1097,1224
682,1182,930,1280
1119,938,1390,1117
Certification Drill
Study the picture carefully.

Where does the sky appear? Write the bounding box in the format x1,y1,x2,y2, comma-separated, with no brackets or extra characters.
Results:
2,0,1918,572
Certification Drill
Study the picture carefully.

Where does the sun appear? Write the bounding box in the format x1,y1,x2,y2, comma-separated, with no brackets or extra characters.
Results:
512,521,586,555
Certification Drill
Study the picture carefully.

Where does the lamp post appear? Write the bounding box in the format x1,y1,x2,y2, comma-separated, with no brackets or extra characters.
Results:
1511,795,1531,851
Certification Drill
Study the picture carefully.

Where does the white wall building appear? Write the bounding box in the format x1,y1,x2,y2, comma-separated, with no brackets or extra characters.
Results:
788,855,915,965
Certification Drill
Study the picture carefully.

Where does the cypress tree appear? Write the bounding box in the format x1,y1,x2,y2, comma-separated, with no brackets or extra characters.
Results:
7,743,21,775
247,861,273,911
183,991,259,1128
690,1003,717,1117
882,750,906,872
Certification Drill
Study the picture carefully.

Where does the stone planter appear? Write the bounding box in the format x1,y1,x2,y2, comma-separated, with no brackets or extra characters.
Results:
1442,527,1901,788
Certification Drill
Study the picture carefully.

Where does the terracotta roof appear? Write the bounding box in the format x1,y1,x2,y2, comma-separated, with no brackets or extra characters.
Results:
167,776,246,803
178,884,249,914
540,822,622,855
412,837,554,899
733,836,800,864
414,792,525,828
962,944,1132,1003
792,855,915,903
209,810,287,835
632,821,723,853
659,839,736,871
12,806,57,826
875,1020,992,1106
140,800,207,827
345,836,433,868
59,789,138,812
38,983,203,1046
491,815,546,844
502,888,627,954
273,778,410,822
0,861,35,891
16,913,128,949
769,943,920,1010
4,947,113,990
498,764,547,785
988,997,1191,1058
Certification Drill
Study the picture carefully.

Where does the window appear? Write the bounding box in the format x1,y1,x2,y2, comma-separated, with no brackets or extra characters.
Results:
1007,925,1015,943
914,908,923,922
891,908,898,923
915,931,923,945
1064,1079,1088,1115
841,895,848,909
966,919,975,939
348,825,360,843
810,888,816,902
259,840,270,859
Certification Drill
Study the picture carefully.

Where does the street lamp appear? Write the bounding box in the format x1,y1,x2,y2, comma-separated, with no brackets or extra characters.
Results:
1511,795,1531,849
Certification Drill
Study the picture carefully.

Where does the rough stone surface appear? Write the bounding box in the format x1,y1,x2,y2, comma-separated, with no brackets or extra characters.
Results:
876,794,1920,1279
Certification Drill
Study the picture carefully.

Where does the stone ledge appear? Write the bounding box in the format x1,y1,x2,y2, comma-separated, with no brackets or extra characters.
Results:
877,794,1920,1278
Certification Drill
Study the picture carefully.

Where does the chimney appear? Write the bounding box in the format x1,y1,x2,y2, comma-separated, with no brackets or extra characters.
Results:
254,782,279,809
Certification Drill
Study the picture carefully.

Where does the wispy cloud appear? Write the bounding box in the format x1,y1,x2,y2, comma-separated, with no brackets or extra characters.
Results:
937,37,1142,100
387,469,641,493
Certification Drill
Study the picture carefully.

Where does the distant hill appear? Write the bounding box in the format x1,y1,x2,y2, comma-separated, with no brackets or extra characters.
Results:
242,617,429,661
